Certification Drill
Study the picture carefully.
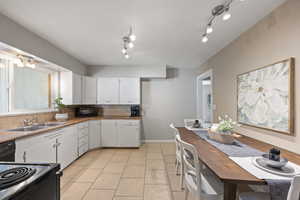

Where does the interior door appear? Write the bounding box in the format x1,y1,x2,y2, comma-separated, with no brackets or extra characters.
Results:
97,78,119,104
101,120,118,147
119,78,140,104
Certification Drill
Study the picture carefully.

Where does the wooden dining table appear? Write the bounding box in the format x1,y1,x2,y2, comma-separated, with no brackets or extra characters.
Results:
177,127,300,200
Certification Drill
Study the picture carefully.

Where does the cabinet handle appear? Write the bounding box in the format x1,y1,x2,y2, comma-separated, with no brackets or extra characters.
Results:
23,151,26,163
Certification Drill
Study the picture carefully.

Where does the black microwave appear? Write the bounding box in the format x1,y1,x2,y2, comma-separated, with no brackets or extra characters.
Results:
75,107,98,117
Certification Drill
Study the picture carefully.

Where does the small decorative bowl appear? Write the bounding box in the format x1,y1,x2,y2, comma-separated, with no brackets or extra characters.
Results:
261,154,288,168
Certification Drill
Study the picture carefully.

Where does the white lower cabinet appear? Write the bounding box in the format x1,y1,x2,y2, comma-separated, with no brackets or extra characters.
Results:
15,126,79,170
101,120,118,147
77,122,89,157
24,137,57,163
58,126,78,169
101,120,140,147
89,120,101,149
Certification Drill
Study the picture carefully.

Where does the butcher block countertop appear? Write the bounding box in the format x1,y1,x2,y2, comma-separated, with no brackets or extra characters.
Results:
0,116,142,143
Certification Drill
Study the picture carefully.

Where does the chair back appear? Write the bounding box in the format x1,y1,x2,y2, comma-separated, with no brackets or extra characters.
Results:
179,136,202,194
287,175,300,200
169,124,182,158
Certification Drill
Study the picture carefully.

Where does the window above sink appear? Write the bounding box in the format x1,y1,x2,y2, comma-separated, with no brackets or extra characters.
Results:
0,43,61,116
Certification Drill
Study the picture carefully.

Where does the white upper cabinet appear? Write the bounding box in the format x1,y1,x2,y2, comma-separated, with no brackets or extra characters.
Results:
119,78,140,105
60,71,82,105
97,78,119,104
83,76,97,104
97,77,140,105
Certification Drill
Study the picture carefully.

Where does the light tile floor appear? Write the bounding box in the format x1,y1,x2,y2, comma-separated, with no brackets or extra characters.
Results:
61,143,190,200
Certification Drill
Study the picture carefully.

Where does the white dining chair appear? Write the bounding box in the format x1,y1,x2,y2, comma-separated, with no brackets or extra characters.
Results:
239,175,300,200
178,134,223,200
169,123,184,189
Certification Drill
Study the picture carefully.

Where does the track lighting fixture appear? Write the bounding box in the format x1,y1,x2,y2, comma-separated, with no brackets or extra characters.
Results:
202,35,208,43
15,54,36,68
122,26,136,59
222,8,231,21
201,0,241,43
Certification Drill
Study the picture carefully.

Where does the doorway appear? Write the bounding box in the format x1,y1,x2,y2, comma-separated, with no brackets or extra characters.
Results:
197,69,213,124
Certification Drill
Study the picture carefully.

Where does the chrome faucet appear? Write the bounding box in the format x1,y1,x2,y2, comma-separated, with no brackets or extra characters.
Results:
23,119,33,127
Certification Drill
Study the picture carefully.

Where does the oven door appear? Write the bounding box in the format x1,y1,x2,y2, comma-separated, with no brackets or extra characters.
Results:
10,169,61,200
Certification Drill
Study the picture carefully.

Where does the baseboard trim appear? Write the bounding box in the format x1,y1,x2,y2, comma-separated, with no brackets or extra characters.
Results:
142,139,174,143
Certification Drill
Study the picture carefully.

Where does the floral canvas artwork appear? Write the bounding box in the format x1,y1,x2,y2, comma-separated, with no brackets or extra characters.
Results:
237,58,294,134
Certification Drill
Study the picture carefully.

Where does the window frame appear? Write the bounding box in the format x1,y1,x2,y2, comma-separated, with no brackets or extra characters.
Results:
0,58,58,116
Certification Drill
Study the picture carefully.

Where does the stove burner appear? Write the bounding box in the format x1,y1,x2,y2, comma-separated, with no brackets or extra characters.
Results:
0,167,36,189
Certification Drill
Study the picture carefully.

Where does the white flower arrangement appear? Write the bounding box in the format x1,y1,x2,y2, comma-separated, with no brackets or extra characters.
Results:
210,115,237,135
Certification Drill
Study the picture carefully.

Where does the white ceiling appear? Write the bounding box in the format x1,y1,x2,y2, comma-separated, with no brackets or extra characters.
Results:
0,0,285,68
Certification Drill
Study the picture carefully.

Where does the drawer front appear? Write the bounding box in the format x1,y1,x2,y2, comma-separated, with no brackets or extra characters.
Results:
118,120,140,126
78,136,89,147
78,144,88,156
78,128,88,138
77,122,89,129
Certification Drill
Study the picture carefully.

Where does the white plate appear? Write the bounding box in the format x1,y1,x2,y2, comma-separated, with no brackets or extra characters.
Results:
252,157,297,177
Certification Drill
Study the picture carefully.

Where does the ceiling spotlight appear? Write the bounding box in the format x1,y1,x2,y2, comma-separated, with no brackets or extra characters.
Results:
128,42,134,48
15,57,24,68
129,34,136,42
202,35,208,43
222,8,231,21
206,24,213,34
124,53,130,59
27,63,36,68
122,26,136,59
121,48,127,54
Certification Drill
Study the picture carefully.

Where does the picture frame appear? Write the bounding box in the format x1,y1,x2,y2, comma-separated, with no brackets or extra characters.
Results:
237,58,295,135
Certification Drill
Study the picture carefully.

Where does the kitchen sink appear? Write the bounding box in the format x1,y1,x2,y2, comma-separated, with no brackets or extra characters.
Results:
5,122,66,132
7,126,47,132
41,122,66,127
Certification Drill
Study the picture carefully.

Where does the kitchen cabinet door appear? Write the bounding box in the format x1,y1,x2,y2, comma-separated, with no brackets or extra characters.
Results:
97,78,119,104
73,73,83,104
58,126,78,169
83,76,97,104
89,120,101,149
25,137,56,163
60,72,82,105
119,78,140,104
101,120,118,147
118,120,140,147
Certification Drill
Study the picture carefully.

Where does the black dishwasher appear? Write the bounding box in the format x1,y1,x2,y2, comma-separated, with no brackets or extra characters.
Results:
0,140,15,161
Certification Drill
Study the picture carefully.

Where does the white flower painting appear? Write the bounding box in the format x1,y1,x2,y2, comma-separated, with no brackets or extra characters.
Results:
237,58,294,134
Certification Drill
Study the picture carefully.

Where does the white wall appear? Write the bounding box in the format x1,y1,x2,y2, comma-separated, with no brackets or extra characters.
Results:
199,0,300,153
88,66,198,140
0,13,86,74
142,68,197,140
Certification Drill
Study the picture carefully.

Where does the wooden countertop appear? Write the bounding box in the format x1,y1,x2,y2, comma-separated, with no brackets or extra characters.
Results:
178,127,300,185
0,116,142,143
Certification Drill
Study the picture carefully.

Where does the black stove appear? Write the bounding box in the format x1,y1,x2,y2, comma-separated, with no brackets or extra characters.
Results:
0,163,61,200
